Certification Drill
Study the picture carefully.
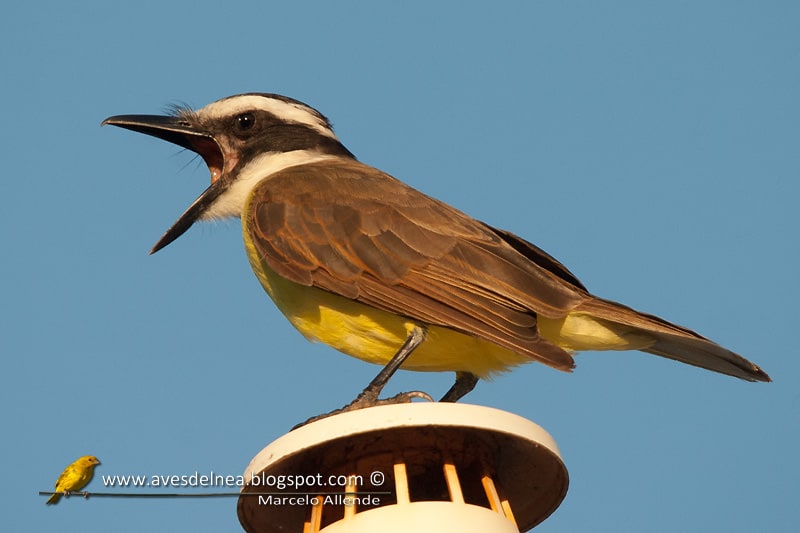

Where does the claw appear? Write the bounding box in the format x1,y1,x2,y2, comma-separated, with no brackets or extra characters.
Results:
293,390,433,429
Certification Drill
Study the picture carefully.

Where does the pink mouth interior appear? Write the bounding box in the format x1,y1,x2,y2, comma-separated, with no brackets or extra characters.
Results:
190,137,225,183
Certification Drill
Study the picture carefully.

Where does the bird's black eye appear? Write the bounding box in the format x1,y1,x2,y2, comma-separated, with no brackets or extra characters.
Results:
235,112,255,132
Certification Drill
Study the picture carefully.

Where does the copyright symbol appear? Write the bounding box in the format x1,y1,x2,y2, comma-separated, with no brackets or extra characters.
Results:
370,471,384,486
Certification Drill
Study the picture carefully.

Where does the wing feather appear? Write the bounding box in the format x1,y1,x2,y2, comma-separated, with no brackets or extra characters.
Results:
247,159,583,370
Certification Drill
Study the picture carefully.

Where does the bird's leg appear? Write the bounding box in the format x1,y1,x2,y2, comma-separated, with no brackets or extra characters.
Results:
350,324,430,406
440,371,479,402
294,325,432,429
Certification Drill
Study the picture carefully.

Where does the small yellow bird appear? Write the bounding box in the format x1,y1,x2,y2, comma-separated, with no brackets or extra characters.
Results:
46,455,101,505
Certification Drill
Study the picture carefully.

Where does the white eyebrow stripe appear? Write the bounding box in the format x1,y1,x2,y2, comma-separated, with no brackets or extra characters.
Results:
199,95,338,140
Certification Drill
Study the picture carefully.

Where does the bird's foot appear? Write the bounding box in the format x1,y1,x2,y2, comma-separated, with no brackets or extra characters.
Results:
347,389,433,411
293,390,433,430
80,491,90,499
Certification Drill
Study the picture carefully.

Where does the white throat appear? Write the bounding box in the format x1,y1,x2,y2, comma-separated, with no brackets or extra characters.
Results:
200,150,341,221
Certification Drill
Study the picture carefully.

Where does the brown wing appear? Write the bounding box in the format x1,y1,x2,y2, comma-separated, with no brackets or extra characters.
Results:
246,159,588,370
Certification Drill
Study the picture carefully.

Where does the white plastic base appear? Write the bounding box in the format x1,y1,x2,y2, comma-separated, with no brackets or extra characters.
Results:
321,501,519,532
238,403,568,533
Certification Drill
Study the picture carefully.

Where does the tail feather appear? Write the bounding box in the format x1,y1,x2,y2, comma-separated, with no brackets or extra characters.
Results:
574,298,771,382
46,492,61,505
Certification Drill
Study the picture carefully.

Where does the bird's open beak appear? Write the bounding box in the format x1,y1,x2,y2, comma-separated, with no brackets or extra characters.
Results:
102,114,226,254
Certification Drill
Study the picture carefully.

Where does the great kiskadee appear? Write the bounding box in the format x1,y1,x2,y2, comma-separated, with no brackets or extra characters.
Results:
103,93,769,409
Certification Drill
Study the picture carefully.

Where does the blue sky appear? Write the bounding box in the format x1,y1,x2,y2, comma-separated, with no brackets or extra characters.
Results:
4,1,798,531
